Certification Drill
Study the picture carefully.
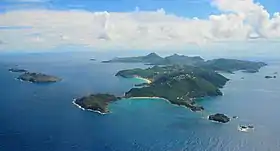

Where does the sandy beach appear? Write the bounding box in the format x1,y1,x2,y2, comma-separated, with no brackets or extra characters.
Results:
128,96,168,101
134,76,152,84
127,97,176,105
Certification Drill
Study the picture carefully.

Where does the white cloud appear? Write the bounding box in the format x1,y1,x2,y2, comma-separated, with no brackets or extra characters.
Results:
0,0,280,52
212,0,280,38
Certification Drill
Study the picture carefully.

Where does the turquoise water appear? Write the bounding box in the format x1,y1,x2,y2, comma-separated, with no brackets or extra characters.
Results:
0,53,280,151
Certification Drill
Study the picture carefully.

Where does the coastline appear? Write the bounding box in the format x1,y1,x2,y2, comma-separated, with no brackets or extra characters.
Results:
72,94,206,115
72,95,205,114
72,99,108,115
127,96,203,113
72,96,171,115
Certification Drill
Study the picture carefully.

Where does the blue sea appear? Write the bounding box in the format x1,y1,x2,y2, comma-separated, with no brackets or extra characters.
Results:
1,52,280,151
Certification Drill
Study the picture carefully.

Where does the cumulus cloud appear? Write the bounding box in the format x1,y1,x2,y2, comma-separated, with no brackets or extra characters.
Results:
212,0,280,38
0,0,280,51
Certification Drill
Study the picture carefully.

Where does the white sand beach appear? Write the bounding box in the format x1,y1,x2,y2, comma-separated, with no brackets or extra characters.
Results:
134,76,152,84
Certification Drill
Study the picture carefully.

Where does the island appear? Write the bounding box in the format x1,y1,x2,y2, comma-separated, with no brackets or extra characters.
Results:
238,125,254,132
208,113,230,123
76,53,267,116
102,53,267,73
102,53,204,66
265,75,276,79
73,94,120,114
18,72,61,83
74,65,228,113
8,68,28,73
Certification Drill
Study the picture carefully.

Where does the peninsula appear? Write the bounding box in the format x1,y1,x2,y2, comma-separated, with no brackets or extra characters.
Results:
200,58,267,73
18,72,61,83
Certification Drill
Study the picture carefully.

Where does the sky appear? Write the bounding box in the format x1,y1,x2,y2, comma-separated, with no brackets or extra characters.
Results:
0,0,280,56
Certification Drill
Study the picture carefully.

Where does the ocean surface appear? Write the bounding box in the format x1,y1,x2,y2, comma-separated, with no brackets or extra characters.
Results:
1,53,280,151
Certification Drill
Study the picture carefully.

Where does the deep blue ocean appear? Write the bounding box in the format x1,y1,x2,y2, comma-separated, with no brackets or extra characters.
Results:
1,52,280,151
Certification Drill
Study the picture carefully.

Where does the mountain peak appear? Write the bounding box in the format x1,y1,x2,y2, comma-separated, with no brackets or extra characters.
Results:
146,52,161,58
147,52,159,56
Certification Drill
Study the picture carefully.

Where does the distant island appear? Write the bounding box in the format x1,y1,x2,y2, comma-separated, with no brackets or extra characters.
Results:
102,53,204,66
8,68,28,73
265,75,276,79
102,53,165,65
18,72,61,83
76,53,267,117
102,53,267,73
8,68,61,83
200,58,267,73
238,124,254,132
